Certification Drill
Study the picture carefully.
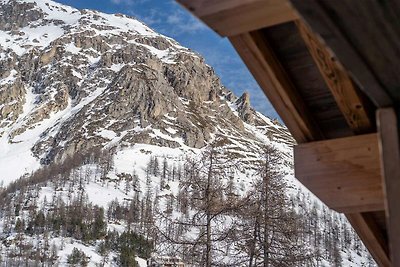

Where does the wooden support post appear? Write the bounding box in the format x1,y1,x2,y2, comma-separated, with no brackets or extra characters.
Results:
294,133,384,213
377,108,400,267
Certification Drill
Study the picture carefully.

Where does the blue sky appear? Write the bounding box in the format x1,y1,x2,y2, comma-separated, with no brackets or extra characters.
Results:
55,0,278,118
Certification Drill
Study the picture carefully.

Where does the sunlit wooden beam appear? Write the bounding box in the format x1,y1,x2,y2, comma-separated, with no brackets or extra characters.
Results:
294,133,384,213
177,0,298,36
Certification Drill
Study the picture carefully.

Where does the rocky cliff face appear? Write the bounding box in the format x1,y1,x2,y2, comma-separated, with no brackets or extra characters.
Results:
0,2,377,267
0,0,291,183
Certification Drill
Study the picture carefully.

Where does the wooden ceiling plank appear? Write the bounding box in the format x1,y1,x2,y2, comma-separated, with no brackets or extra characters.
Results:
346,213,391,267
316,1,400,106
377,108,400,267
289,0,392,108
296,20,373,134
294,133,384,213
229,31,323,143
177,0,298,37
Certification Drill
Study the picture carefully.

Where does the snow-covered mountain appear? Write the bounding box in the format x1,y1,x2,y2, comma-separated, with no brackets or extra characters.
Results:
0,0,375,266
0,0,292,185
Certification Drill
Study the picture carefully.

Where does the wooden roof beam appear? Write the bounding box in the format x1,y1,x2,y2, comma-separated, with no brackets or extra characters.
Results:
346,213,391,267
296,20,374,134
289,0,392,108
229,31,323,143
176,0,299,37
377,108,400,267
294,133,384,213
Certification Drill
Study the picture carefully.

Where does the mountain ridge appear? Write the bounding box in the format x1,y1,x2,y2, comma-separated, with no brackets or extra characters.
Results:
0,0,292,185
0,1,375,266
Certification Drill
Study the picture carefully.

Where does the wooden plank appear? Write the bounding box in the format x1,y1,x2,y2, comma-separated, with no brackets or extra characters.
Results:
346,213,391,267
229,31,323,143
262,23,355,139
296,20,373,134
290,0,392,108
177,0,298,36
377,108,400,267
314,1,400,106
294,133,384,213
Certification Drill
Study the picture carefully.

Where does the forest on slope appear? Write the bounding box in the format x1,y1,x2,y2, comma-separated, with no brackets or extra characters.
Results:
0,145,375,266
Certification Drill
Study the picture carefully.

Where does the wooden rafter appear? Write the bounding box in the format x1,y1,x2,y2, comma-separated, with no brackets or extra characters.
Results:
296,20,373,134
289,0,392,108
377,108,400,267
346,213,390,267
294,133,384,213
177,0,298,37
229,31,323,143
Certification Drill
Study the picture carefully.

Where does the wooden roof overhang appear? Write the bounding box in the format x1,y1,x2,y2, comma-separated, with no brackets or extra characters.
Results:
176,1,400,266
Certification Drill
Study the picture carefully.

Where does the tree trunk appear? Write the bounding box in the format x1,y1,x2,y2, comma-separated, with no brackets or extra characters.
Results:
205,151,213,267
206,212,212,267
263,224,269,267
248,217,259,267
263,155,270,267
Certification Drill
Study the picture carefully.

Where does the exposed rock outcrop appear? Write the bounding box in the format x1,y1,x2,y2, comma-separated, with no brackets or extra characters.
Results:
0,0,292,173
236,92,254,124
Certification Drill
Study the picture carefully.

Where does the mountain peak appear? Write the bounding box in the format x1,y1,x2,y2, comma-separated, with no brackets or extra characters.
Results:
0,0,79,29
0,0,285,189
236,91,250,106
235,91,253,123
0,0,173,57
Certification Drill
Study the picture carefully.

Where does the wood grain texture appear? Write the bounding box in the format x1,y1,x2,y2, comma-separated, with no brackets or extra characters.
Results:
346,213,391,267
377,108,400,267
177,0,298,36
229,31,323,143
296,20,373,134
261,23,354,139
318,1,400,105
294,133,384,213
290,0,393,107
